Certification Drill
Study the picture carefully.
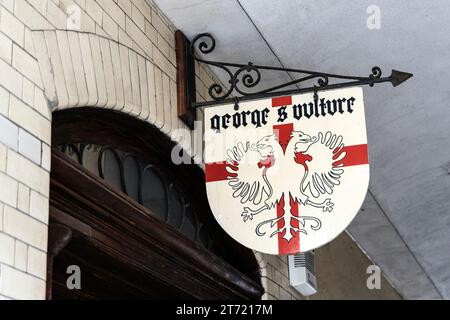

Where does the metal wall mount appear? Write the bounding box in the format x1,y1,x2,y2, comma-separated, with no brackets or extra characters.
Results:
176,31,413,128
176,30,197,129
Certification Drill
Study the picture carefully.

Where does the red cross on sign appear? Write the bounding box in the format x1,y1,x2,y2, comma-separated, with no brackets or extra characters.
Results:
204,87,369,255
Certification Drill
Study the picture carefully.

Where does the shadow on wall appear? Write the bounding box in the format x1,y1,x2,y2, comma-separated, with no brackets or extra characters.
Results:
311,232,401,300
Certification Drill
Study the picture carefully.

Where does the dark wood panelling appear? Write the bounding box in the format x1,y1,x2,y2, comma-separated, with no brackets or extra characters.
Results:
49,108,263,300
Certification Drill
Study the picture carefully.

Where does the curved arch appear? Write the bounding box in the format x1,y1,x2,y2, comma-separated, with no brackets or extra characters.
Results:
32,30,177,135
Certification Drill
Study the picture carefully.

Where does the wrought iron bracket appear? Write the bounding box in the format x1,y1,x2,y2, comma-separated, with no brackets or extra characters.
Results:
176,31,413,128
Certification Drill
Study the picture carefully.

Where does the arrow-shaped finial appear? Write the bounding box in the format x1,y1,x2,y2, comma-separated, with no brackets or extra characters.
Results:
390,70,413,87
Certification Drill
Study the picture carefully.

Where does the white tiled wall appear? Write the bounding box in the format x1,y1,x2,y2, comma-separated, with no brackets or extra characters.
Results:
0,0,295,300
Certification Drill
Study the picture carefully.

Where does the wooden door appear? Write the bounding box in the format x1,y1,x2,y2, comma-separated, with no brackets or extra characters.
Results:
47,108,263,300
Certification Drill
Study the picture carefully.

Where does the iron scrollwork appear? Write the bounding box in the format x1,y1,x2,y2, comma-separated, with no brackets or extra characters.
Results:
189,33,412,108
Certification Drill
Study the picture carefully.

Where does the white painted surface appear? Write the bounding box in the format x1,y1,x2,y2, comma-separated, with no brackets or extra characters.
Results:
204,88,369,254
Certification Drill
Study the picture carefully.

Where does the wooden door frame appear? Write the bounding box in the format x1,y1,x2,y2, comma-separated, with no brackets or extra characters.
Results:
47,108,264,300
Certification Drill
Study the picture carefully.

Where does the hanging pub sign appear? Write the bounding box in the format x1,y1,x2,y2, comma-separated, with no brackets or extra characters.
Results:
203,87,369,255
175,32,411,255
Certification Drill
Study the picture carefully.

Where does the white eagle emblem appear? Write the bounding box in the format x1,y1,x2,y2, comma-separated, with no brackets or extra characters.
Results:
226,131,347,241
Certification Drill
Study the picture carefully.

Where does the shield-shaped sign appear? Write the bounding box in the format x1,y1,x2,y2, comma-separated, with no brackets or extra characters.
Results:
204,87,369,255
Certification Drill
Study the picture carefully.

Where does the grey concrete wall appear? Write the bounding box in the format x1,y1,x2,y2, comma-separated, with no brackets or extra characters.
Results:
312,232,401,300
